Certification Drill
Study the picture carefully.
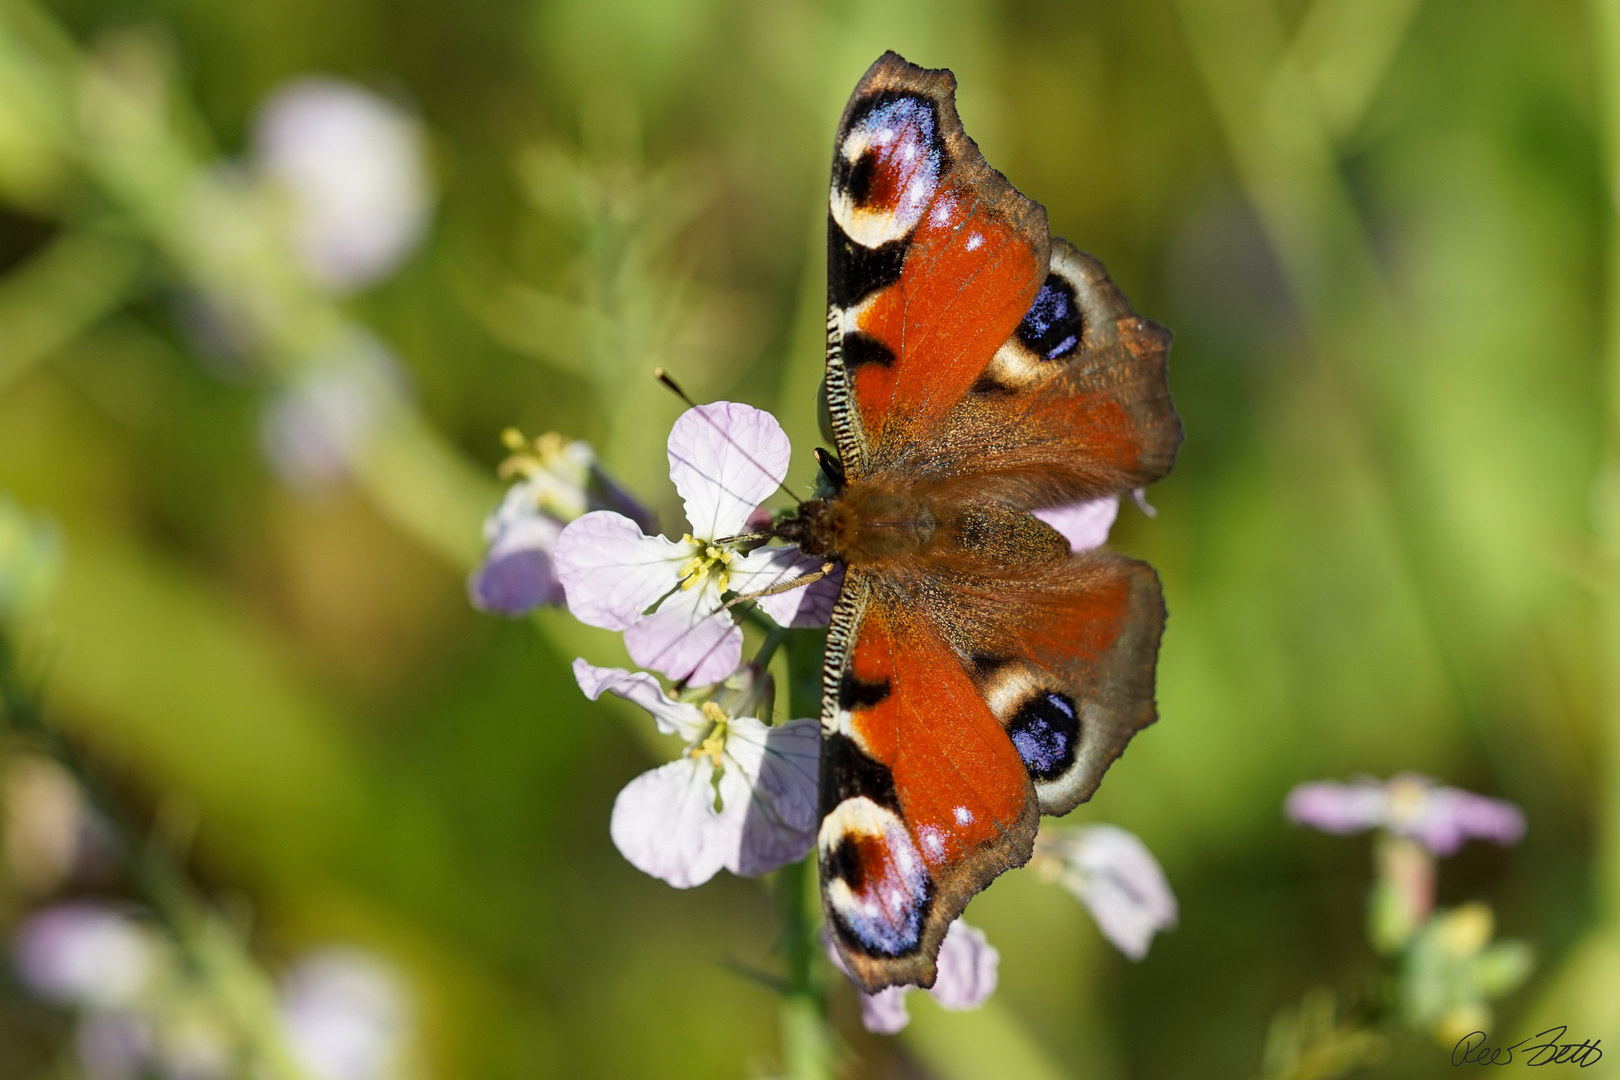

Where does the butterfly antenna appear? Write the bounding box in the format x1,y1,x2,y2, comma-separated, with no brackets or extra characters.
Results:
653,368,805,510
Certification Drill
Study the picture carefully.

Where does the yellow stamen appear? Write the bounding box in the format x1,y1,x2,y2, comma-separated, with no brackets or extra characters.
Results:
496,428,573,480
688,701,730,770
676,534,734,593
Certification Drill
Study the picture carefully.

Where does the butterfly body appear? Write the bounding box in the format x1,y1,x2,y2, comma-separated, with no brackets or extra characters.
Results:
794,52,1180,992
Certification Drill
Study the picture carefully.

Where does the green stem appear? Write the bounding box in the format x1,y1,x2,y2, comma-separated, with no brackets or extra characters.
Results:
774,626,835,1080
753,623,791,673
778,854,834,1080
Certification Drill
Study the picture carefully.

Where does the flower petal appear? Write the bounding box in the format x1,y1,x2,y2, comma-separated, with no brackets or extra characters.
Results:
1285,780,1388,835
1033,496,1119,552
1058,825,1177,961
571,660,709,741
723,718,820,876
1409,787,1525,856
857,987,913,1035
928,921,999,1010
730,546,843,628
667,403,791,539
467,547,563,616
623,592,742,686
822,932,914,1034
554,511,685,630
609,758,738,888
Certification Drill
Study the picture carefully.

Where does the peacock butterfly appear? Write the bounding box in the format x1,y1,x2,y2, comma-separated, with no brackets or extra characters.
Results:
774,52,1181,992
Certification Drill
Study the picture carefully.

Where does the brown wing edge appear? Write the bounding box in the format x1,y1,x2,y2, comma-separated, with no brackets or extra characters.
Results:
1033,552,1167,817
1055,241,1182,489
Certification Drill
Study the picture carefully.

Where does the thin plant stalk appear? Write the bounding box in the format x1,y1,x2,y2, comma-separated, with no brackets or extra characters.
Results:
0,628,313,1080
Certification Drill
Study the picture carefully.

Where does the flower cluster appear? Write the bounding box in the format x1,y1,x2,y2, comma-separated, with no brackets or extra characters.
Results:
1285,773,1531,1047
473,399,1179,1038
13,902,411,1080
541,403,831,883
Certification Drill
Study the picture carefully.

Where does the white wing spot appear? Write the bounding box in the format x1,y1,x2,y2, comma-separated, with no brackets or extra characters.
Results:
929,195,957,227
954,805,974,825
966,233,984,251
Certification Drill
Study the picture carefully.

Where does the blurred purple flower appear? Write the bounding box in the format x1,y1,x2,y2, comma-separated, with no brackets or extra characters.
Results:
76,1012,154,1080
574,660,818,887
1033,824,1178,961
14,903,159,1011
468,433,652,617
554,402,821,685
824,920,998,1034
254,78,430,294
281,948,411,1080
1286,773,1525,856
260,329,407,492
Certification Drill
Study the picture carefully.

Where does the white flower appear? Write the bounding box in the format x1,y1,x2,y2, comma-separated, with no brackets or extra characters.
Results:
253,78,430,293
574,660,818,887
1034,825,1178,961
824,920,999,1034
555,402,828,685
281,948,411,1080
13,903,162,1011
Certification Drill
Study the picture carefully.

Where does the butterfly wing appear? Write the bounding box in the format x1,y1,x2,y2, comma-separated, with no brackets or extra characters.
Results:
824,52,1180,498
819,542,1165,990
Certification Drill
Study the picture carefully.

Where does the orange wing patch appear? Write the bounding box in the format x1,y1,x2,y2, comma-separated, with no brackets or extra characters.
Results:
819,577,1037,991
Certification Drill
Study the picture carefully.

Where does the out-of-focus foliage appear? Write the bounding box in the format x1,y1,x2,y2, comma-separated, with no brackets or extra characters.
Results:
0,0,1615,1076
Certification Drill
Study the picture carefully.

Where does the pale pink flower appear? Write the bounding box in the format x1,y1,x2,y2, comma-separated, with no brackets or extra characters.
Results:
1286,774,1525,856
824,920,999,1034
1033,496,1119,551
555,402,826,685
574,660,818,887
1033,825,1178,961
260,328,406,491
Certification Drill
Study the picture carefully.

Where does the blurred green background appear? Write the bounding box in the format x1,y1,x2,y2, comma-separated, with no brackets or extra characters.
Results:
1,0,1617,1076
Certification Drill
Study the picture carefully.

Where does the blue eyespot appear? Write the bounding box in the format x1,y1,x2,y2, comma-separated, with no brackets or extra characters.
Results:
1016,276,1083,361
